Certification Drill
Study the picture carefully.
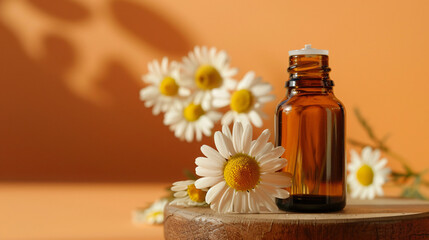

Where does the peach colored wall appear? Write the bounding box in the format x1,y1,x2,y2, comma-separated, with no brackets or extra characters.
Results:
0,0,428,182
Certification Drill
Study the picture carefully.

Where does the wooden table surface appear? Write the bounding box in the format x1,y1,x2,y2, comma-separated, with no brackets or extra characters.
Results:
165,197,429,240
0,183,169,240
3,183,429,240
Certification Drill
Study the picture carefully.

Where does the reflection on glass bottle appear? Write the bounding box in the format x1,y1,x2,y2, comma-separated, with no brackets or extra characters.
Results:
275,45,346,212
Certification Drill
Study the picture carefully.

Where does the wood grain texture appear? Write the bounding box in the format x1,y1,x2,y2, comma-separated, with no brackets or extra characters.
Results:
164,197,429,240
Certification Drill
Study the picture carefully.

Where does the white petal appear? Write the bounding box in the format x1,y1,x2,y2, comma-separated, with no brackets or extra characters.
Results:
259,183,289,199
152,59,161,75
206,181,226,204
255,187,278,212
198,115,214,129
195,157,223,169
360,188,369,200
375,185,384,196
249,129,270,156
220,129,236,156
223,68,238,78
351,185,362,198
212,88,231,99
195,176,224,189
152,102,162,115
164,111,181,125
350,149,361,164
173,121,187,138
373,158,388,170
214,131,231,159
201,145,226,163
224,78,237,90
367,189,375,200
371,149,381,164
232,190,244,213
221,111,235,126
222,124,232,139
172,180,194,186
196,166,222,177
258,146,285,163
237,71,256,90
260,158,287,172
213,98,231,108
258,95,275,103
140,86,159,100
206,111,222,122
185,123,194,142
218,188,233,213
171,185,187,191
161,57,168,73
241,123,253,154
202,92,212,110
174,191,187,198
195,127,203,141
144,99,155,108
251,83,272,97
232,122,243,153
178,87,191,97
247,190,260,213
256,142,274,159
194,91,204,104
240,191,249,213
361,146,373,163
249,110,263,127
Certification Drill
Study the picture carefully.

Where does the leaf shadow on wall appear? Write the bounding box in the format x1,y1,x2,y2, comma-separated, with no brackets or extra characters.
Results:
0,0,203,182
110,0,192,55
27,0,91,22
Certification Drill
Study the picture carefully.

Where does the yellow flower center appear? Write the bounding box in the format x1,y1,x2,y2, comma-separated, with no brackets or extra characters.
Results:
230,89,253,113
223,153,260,191
159,76,179,96
187,184,206,203
356,164,374,186
194,65,223,90
183,103,205,122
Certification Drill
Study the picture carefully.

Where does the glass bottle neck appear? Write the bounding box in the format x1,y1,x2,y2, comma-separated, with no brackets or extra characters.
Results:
287,87,333,97
286,54,334,88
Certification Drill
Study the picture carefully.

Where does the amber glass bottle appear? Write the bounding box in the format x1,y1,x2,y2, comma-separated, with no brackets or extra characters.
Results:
275,45,346,212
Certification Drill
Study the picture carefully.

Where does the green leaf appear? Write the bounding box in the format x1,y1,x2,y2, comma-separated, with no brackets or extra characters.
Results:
401,187,427,200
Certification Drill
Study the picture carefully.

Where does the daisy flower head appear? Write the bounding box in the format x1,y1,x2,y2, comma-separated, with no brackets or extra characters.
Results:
140,57,190,115
348,146,390,200
170,180,208,207
194,122,292,213
212,71,275,128
180,46,238,110
163,99,222,142
132,198,168,225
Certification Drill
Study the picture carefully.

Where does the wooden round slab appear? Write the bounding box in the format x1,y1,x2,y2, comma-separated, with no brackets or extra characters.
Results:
164,197,429,240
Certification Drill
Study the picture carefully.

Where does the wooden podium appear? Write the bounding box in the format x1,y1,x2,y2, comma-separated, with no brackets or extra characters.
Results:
164,197,429,240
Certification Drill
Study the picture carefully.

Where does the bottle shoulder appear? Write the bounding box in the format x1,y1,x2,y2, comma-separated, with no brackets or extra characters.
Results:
277,92,345,113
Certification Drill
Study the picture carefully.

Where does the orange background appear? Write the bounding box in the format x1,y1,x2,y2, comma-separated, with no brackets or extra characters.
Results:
1,0,428,183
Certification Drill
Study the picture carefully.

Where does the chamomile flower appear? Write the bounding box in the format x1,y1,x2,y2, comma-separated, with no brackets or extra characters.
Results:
180,46,238,110
347,146,390,200
170,180,208,207
164,101,222,142
194,122,292,213
140,57,190,115
212,71,275,127
132,198,168,225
